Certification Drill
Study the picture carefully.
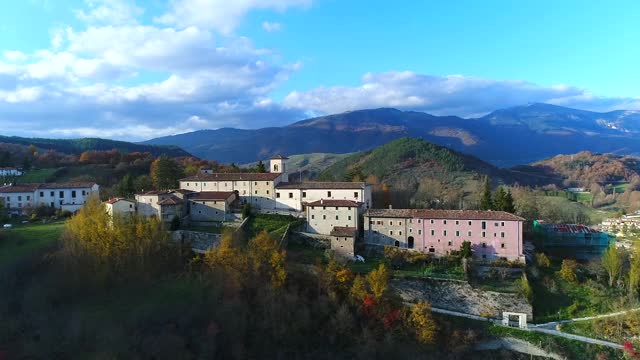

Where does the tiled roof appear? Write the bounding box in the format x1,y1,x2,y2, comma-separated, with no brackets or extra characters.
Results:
0,184,39,193
306,199,361,207
365,208,525,221
180,172,281,181
330,226,358,237
171,189,195,195
157,196,184,205
188,191,236,201
104,197,135,204
137,190,172,196
39,182,96,189
276,181,367,190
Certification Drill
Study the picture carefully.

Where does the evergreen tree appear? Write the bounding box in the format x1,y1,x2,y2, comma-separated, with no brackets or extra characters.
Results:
480,177,493,210
135,175,154,192
503,189,516,213
150,155,183,190
493,187,507,211
255,160,266,173
116,175,135,198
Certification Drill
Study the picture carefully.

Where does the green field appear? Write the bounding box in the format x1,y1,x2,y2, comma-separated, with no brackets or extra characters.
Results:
0,222,65,268
247,213,303,239
15,168,61,183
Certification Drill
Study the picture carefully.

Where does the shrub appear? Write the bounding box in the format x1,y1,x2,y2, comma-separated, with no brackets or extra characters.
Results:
535,253,551,268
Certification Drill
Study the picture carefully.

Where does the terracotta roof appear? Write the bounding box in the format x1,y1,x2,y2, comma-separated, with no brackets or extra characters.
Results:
0,184,39,193
306,199,362,207
188,191,236,201
105,197,135,204
276,181,367,190
180,172,281,182
157,196,184,205
39,182,97,189
365,209,525,221
330,226,358,237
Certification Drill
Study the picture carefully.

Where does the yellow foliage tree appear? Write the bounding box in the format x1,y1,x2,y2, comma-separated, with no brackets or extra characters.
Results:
349,275,368,303
558,259,578,283
366,263,390,300
248,230,287,288
602,242,623,287
406,301,438,344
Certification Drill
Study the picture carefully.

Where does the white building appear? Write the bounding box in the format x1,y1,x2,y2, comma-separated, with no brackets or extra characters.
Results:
104,198,137,217
179,155,372,213
135,190,187,222
305,199,362,235
0,182,99,214
0,168,22,177
187,191,237,222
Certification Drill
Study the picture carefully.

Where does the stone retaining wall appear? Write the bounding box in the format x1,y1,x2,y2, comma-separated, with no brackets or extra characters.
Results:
171,230,221,253
392,277,533,320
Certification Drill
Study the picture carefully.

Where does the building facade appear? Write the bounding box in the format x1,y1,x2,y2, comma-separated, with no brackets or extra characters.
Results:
0,168,23,177
330,226,358,258
104,198,136,217
187,191,237,222
305,199,361,235
364,209,525,262
0,182,99,214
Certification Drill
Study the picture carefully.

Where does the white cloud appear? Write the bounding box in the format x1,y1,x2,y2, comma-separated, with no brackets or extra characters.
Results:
3,51,27,62
157,0,310,33
283,71,640,117
75,0,143,25
262,21,282,32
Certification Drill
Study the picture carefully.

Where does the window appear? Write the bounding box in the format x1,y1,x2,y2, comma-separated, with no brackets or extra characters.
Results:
335,207,339,210
39,192,44,197
429,247,435,253
369,220,374,224
501,243,505,249
354,192,358,198
377,221,382,225
494,233,497,237
409,228,413,233
50,191,54,196
418,229,422,235
430,219,434,224
399,221,402,226
418,219,422,224
468,231,472,236
501,232,505,238
408,237,414,249
482,221,486,230
327,191,332,197
335,215,339,220
390,230,394,236
82,190,86,196
266,190,269,194
455,231,460,237
482,231,486,238
302,192,306,198
323,206,326,210
495,222,499,227
399,231,402,236
501,222,505,226
430,229,435,236
348,216,352,221
265,182,269,185
255,190,258,194
443,220,447,225
468,221,472,226
26,196,30,201
311,215,315,219
276,193,280,198
72,191,76,198
455,220,459,225
323,215,326,220
448,240,452,246
443,230,447,236
395,241,400,247
389,221,393,226
204,183,207,187
254,182,257,185
289,192,293,198
59,191,64,198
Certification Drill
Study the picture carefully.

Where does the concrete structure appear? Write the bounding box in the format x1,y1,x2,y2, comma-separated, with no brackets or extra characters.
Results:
364,208,525,262
0,167,22,177
179,155,372,212
0,182,99,214
502,312,528,329
104,198,136,217
187,191,237,222
305,199,361,235
330,226,357,258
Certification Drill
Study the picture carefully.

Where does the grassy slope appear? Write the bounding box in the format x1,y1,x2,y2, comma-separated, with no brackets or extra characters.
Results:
0,222,65,268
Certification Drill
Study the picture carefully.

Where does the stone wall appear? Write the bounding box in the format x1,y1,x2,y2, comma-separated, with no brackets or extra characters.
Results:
392,277,532,320
171,230,221,253
289,231,331,249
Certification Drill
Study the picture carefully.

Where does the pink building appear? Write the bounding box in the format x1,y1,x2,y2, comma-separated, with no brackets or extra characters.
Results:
364,209,525,263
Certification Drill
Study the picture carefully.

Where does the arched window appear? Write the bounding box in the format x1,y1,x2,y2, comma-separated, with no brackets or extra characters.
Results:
394,240,400,247
408,236,414,249
273,164,279,172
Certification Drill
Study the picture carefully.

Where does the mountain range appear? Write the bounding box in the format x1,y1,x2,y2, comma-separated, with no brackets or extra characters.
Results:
142,103,640,167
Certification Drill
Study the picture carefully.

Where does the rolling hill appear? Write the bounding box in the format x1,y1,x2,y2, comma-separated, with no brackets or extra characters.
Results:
142,103,640,167
0,136,190,157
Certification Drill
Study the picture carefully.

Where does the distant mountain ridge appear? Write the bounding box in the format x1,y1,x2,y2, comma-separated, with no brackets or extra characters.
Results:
142,104,640,166
0,135,191,157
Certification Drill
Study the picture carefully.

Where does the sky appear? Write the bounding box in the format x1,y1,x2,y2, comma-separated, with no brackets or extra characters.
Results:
0,0,639,140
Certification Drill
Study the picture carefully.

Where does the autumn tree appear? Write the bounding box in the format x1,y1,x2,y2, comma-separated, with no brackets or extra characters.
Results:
248,230,287,288
629,247,640,299
535,253,551,268
406,301,438,344
602,243,623,287
480,176,493,210
349,275,368,304
518,273,533,303
366,263,390,300
558,259,578,283
150,155,183,190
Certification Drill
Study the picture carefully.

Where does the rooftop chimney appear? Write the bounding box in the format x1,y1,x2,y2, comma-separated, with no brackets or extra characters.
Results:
321,199,324,204
388,204,392,209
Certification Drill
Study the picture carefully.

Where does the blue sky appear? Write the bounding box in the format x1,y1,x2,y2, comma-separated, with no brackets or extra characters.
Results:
0,0,638,140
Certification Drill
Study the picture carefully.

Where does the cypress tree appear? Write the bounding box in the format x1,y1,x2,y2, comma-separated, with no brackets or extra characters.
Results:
480,177,493,210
